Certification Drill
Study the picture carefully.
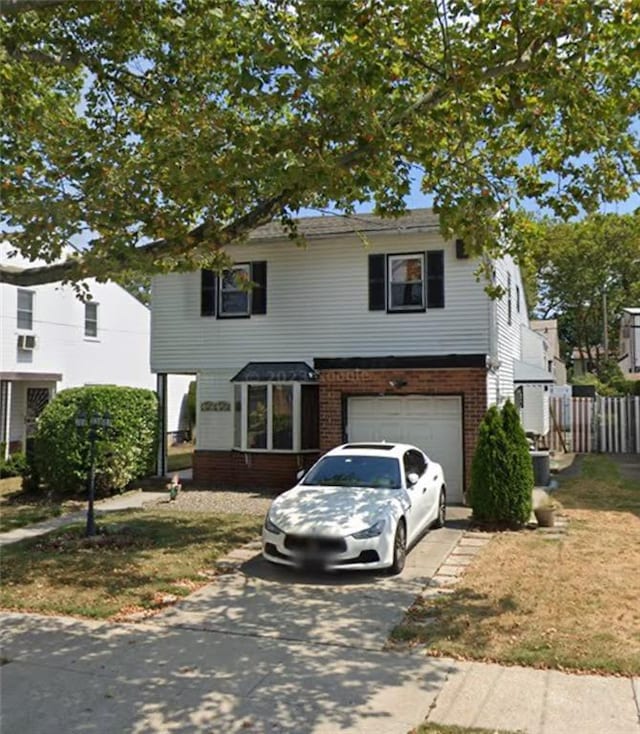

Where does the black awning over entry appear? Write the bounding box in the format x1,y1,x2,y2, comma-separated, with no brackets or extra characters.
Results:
231,362,318,383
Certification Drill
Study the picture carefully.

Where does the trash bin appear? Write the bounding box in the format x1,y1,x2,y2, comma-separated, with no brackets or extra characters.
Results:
530,450,550,487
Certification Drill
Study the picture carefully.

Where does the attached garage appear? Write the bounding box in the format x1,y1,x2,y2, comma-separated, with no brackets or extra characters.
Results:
347,395,464,503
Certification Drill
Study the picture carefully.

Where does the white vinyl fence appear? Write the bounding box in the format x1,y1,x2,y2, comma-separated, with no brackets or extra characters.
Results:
549,395,640,454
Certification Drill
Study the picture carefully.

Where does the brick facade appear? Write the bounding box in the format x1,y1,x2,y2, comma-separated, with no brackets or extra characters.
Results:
193,366,487,496
318,367,488,497
193,450,320,491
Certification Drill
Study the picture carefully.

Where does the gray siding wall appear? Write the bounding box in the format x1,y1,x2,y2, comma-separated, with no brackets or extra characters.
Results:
151,231,491,373
492,255,530,405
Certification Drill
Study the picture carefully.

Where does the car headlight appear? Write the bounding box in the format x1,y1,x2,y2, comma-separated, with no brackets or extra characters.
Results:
352,519,385,539
264,513,283,535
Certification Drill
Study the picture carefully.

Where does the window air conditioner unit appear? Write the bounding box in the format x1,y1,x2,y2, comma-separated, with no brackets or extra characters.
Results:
17,334,37,350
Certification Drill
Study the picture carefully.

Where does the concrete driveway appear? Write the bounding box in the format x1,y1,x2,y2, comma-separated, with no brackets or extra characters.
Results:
0,518,467,734
157,518,466,650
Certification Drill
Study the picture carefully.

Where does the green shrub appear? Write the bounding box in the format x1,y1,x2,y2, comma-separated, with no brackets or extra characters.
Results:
0,451,28,479
501,400,534,525
469,406,511,524
469,402,534,527
34,386,158,495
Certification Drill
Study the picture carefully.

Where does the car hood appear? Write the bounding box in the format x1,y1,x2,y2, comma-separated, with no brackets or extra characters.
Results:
268,485,408,536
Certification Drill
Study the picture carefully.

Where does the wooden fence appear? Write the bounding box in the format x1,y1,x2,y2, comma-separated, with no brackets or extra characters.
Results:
549,395,640,454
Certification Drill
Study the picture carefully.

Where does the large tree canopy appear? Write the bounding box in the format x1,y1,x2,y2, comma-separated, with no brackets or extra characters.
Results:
1,0,639,286
527,211,640,367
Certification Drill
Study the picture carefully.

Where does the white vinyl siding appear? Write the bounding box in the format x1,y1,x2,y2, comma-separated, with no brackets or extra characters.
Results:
491,256,530,406
150,233,491,373
196,371,235,450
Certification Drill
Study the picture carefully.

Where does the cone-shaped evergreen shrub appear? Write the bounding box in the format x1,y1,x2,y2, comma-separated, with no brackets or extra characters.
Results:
501,400,534,525
469,405,511,523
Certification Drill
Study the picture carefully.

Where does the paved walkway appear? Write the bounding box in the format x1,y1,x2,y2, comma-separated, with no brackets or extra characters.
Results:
1,514,638,734
0,489,167,546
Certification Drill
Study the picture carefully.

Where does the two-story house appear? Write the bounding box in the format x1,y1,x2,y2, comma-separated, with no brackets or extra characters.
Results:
150,209,548,503
618,307,640,380
0,243,192,459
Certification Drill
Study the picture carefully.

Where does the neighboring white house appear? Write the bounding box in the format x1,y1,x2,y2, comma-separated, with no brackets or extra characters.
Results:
516,325,553,437
0,243,192,459
618,307,640,381
149,209,550,502
530,319,567,386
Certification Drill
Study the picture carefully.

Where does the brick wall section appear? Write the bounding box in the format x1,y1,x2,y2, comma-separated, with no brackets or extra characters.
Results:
193,450,320,492
318,368,488,496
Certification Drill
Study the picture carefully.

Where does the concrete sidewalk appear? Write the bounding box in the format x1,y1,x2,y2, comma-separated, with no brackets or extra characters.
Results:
0,489,166,546
1,612,637,734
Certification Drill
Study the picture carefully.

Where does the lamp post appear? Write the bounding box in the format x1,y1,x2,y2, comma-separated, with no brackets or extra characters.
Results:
75,410,112,537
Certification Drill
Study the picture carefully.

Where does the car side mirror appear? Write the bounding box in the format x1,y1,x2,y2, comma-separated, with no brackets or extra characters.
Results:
296,469,306,481
407,472,419,486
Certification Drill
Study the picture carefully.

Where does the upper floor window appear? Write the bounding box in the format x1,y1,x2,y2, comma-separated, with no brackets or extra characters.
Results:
17,289,34,330
220,264,251,317
507,273,513,326
85,302,99,338
369,250,444,313
388,254,424,311
201,261,267,318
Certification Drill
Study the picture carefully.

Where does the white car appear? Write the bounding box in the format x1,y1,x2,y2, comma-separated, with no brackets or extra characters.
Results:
262,442,447,574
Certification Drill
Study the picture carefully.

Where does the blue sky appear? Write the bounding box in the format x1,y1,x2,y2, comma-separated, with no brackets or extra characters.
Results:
306,165,640,218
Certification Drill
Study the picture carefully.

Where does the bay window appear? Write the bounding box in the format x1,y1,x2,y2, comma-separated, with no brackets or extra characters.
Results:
233,383,319,452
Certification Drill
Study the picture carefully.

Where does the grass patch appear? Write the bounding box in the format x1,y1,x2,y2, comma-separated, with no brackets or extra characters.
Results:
0,477,82,533
167,442,193,472
554,455,640,515
0,509,261,619
392,456,640,676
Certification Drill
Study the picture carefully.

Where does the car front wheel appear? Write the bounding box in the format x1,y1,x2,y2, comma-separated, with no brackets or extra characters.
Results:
388,520,406,575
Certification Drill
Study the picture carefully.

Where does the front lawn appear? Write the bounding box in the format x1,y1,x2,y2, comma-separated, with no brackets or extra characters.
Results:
0,477,80,533
391,455,640,676
0,510,261,619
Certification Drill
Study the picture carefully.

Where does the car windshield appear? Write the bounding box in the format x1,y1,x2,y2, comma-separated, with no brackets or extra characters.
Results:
301,455,402,489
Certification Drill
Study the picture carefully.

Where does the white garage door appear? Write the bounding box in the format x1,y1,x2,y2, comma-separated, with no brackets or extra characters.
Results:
347,395,464,503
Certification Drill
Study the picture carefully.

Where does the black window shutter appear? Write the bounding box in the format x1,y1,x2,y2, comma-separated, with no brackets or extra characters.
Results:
455,238,469,259
368,254,386,311
251,261,267,314
426,251,445,309
201,269,217,316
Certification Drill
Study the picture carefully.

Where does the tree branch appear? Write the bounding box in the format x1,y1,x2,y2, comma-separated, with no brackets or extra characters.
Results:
0,43,544,287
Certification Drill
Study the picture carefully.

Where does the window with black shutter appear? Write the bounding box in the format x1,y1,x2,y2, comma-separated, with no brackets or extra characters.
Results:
426,250,445,309
368,254,386,311
201,269,216,316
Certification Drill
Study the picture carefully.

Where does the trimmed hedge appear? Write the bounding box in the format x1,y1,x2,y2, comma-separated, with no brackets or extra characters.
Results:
469,401,533,527
34,386,158,494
